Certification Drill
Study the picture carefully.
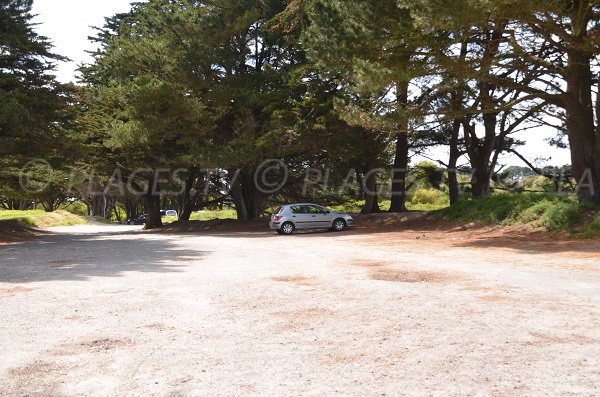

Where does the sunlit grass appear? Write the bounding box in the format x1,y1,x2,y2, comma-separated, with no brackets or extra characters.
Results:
439,193,600,234
0,210,88,228
189,209,237,221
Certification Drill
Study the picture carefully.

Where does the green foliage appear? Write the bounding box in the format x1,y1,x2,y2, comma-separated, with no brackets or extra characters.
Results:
409,188,449,206
330,200,364,214
517,199,580,231
60,201,89,216
407,202,448,211
0,210,88,228
441,194,584,232
4,0,597,224
590,214,600,231
330,197,449,213
189,210,237,221
0,0,77,200
408,162,447,191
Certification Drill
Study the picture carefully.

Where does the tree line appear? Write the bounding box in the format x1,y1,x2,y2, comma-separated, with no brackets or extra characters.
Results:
1,0,598,228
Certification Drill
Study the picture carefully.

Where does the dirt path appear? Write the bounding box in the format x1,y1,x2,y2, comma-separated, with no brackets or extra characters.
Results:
0,224,599,396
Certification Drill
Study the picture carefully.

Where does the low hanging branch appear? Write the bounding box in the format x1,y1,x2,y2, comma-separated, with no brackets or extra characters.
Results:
507,148,571,181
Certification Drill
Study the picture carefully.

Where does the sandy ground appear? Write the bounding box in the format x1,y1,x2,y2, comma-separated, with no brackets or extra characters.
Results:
0,222,599,396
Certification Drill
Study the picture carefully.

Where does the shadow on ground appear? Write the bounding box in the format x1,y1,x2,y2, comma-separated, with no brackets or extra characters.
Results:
0,228,209,284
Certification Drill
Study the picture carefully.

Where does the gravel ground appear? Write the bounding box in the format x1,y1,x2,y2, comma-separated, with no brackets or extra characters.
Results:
0,223,599,396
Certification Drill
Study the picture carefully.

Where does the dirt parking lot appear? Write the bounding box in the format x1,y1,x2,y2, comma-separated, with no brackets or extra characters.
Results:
0,221,599,396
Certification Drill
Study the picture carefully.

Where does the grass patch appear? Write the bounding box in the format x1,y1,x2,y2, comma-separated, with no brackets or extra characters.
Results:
0,210,88,228
330,201,364,213
407,202,449,211
331,196,449,213
161,216,179,224
91,216,112,224
189,209,237,221
59,201,89,216
439,193,599,233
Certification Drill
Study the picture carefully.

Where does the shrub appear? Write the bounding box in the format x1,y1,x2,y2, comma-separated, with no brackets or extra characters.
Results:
538,200,580,231
589,213,600,230
60,201,88,216
410,188,449,206
443,193,538,223
440,193,582,231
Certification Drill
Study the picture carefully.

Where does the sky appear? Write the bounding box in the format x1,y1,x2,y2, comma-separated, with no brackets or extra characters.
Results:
30,0,572,167
31,0,136,83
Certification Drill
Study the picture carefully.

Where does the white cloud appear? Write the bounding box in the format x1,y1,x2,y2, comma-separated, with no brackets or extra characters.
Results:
32,0,136,83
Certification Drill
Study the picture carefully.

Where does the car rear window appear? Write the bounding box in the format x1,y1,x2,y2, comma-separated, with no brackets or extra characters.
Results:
275,207,283,214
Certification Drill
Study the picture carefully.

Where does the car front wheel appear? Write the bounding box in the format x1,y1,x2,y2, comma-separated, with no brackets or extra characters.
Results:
332,218,346,232
280,222,295,235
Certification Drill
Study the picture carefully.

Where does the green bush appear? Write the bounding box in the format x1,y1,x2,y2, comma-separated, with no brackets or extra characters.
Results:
409,188,449,206
443,193,537,223
440,193,583,231
516,197,580,230
60,201,89,216
589,213,600,230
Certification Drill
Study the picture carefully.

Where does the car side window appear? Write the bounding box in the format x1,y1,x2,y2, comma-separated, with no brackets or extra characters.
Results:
290,206,302,214
306,205,321,214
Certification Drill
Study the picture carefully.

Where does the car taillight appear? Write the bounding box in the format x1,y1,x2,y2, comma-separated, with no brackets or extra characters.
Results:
274,215,283,221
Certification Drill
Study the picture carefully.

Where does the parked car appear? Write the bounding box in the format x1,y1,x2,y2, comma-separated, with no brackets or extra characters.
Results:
127,210,178,225
164,210,178,218
269,203,353,235
127,214,147,225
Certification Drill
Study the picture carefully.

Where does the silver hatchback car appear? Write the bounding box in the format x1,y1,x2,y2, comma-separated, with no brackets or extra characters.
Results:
269,203,354,235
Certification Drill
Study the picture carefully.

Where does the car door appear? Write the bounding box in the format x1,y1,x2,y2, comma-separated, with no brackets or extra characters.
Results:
289,205,312,229
305,205,332,229
319,206,336,227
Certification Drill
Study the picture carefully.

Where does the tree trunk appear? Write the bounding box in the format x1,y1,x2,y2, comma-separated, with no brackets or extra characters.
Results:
124,196,136,222
178,171,196,221
6,199,33,210
462,110,496,199
565,49,600,203
143,177,162,229
448,43,467,205
241,172,260,220
86,196,104,217
470,159,491,198
180,205,193,222
389,132,408,212
389,80,409,213
448,119,461,205
230,170,249,221
360,169,381,214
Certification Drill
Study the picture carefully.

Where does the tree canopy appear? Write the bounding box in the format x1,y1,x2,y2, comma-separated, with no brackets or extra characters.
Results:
2,0,598,224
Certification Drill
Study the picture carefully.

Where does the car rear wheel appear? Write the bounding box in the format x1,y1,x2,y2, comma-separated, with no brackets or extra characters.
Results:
280,222,295,235
332,218,346,232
